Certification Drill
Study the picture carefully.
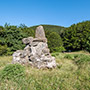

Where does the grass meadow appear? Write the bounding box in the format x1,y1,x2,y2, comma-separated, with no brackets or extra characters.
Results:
0,51,90,90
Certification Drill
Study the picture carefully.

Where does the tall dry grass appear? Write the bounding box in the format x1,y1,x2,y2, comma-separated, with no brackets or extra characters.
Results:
0,51,90,90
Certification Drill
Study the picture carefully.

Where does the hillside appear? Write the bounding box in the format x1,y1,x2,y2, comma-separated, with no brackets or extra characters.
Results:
30,24,66,34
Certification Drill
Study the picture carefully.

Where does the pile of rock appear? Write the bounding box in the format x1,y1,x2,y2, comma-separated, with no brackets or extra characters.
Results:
12,26,56,69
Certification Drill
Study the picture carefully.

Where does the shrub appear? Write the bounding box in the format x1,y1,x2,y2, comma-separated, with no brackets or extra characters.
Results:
0,45,7,56
46,31,64,52
63,21,90,52
54,46,66,52
0,64,25,80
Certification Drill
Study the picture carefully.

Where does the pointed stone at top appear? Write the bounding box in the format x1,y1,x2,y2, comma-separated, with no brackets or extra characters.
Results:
12,25,56,69
35,26,46,38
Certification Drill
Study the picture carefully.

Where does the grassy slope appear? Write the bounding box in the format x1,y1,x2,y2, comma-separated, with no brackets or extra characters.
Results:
0,51,90,90
30,24,66,33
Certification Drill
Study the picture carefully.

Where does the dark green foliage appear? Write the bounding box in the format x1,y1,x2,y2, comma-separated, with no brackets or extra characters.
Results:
0,26,4,30
0,24,35,55
0,64,25,80
84,36,90,52
63,21,90,52
46,31,64,52
20,27,35,37
0,24,65,55
1,21,90,55
1,26,27,55
0,45,7,55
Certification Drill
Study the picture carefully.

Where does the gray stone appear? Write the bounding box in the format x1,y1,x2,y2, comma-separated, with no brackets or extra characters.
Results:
22,37,33,45
33,38,47,43
35,26,45,38
12,50,29,64
42,48,50,55
12,26,56,69
31,42,39,47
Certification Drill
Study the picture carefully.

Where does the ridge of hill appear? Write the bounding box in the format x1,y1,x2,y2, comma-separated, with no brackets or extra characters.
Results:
30,24,66,34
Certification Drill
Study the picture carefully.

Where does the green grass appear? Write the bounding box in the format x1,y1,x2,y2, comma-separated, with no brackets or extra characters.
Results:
0,51,90,90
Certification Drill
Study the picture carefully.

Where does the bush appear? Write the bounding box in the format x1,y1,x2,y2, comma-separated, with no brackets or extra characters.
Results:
0,64,25,80
0,45,7,56
46,31,64,52
63,21,90,52
0,25,35,56
54,46,66,52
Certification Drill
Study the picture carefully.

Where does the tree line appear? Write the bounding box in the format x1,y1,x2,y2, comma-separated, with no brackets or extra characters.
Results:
0,21,90,55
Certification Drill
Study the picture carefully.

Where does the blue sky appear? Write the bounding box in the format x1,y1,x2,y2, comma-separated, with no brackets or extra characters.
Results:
0,0,90,27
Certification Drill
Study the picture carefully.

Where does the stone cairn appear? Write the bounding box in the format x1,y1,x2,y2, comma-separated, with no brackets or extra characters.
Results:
12,26,56,69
